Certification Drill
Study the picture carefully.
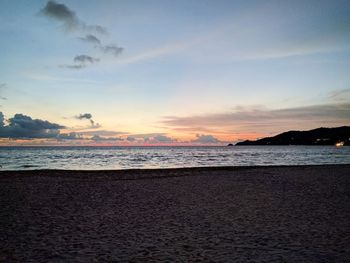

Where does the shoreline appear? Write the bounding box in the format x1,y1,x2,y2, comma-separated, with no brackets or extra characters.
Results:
1,164,350,261
0,164,349,179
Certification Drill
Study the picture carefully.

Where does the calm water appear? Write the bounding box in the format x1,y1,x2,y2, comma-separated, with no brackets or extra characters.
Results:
0,146,349,170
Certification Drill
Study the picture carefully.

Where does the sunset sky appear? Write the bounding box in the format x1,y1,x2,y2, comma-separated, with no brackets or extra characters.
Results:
0,0,350,145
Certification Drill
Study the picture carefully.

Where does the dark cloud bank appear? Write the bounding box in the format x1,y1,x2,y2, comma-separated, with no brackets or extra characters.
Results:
0,112,178,144
0,112,181,145
0,112,107,141
0,112,65,139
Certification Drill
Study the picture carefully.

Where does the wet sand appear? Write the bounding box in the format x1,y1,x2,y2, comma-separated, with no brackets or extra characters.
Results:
1,165,350,262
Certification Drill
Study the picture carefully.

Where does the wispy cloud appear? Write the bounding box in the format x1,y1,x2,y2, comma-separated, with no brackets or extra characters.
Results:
79,34,101,45
75,113,92,120
25,73,101,84
40,1,124,68
79,34,124,57
126,133,177,144
78,130,128,136
74,55,99,64
61,54,99,69
0,84,6,102
61,64,86,69
219,1,350,61
40,1,107,34
100,45,124,57
75,113,101,129
57,132,82,140
115,32,210,65
126,133,167,139
162,103,350,137
152,134,176,143
115,1,350,64
226,43,349,62
118,43,190,64
90,135,123,142
328,88,350,101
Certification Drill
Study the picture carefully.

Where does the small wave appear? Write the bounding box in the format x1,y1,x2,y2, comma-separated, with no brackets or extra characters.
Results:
0,146,349,170
20,164,40,168
131,158,148,162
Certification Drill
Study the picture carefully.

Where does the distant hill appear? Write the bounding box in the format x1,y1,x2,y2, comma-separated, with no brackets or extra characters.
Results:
235,126,350,146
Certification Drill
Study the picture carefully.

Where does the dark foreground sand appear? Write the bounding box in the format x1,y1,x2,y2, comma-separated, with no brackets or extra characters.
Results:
1,165,350,262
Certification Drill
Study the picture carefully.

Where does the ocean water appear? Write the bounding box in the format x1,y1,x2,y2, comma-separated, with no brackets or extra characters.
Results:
0,146,349,170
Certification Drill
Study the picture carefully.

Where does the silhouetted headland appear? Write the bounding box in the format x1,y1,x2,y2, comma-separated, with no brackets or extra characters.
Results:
236,126,350,146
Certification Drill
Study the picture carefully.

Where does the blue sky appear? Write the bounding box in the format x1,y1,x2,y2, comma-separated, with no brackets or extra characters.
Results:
0,0,349,145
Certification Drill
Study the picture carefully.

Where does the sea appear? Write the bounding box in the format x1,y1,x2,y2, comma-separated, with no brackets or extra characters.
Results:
1,146,349,170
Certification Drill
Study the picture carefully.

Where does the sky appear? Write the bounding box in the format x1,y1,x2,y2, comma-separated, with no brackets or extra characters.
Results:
0,0,350,146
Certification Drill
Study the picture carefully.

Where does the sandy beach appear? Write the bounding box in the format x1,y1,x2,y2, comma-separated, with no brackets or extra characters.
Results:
1,165,350,262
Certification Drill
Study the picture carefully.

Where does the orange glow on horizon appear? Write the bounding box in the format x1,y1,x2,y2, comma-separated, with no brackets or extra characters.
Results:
0,130,269,146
